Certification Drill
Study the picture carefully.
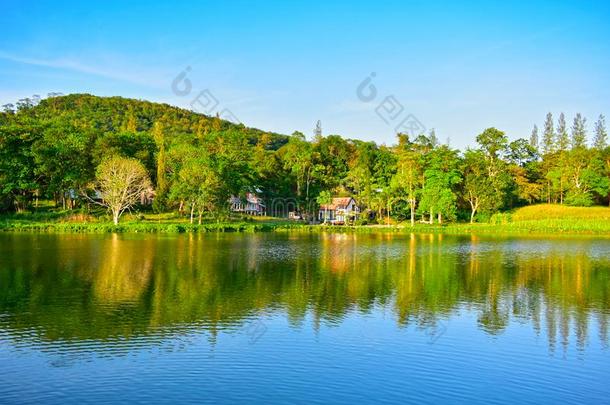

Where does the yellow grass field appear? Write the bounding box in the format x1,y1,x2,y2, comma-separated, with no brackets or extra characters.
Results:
512,204,610,221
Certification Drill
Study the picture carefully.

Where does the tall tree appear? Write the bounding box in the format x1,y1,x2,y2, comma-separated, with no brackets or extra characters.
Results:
601,147,610,206
507,139,540,206
564,147,603,206
371,145,397,222
571,113,587,149
462,149,496,222
476,127,508,175
0,118,39,211
202,129,253,207
315,134,352,190
418,145,461,224
279,132,323,216
346,141,378,212
123,106,138,132
542,112,555,155
314,120,322,140
529,125,539,151
170,153,222,224
33,121,93,209
474,127,511,210
429,128,439,147
152,121,168,212
556,113,569,151
391,134,423,226
594,114,607,150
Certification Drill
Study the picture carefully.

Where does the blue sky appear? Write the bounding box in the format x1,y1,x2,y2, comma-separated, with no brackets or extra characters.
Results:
1,0,609,148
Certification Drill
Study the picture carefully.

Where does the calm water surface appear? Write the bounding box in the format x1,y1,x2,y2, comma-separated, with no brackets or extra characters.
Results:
0,232,609,404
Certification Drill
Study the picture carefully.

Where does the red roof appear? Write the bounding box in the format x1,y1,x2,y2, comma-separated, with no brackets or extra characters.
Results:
320,197,355,210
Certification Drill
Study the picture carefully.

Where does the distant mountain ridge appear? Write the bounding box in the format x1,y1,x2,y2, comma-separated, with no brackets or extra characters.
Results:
15,93,289,150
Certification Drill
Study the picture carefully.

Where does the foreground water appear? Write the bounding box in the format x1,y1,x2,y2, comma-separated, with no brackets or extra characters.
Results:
0,232,609,404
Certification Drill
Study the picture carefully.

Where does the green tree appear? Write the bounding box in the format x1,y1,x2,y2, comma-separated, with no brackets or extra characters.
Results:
279,132,324,217
346,141,378,213
418,145,461,224
462,149,495,222
315,134,352,191
391,134,423,226
0,117,40,211
563,147,608,206
152,121,168,212
170,153,222,224
316,190,332,223
92,131,156,175
33,121,93,209
601,146,610,206
474,127,512,210
507,140,540,206
507,139,537,167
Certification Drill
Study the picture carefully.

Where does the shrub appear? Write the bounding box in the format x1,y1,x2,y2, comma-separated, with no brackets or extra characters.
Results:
565,191,594,207
475,211,492,223
489,212,512,225
62,213,96,223
354,218,368,226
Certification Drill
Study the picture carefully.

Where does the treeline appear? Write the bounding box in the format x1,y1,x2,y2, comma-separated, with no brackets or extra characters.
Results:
0,94,609,223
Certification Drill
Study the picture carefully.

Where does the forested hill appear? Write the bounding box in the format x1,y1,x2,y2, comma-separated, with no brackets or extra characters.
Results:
2,93,289,149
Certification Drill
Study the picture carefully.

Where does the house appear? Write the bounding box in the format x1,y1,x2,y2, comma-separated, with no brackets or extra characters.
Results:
230,192,266,216
318,197,359,224
288,211,303,220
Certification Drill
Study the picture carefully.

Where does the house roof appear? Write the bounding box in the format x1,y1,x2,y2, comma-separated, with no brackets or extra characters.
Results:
320,197,355,210
246,192,265,207
230,192,266,207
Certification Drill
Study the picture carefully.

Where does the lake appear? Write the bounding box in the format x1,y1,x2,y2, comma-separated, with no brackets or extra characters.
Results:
0,232,609,404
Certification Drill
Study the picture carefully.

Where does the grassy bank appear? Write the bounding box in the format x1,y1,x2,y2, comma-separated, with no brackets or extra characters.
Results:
0,212,305,234
1,204,610,235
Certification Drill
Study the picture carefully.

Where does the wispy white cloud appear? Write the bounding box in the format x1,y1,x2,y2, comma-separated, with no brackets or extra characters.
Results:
0,50,166,89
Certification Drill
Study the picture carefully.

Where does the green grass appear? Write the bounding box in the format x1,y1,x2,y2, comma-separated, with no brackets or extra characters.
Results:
1,204,610,235
0,209,309,233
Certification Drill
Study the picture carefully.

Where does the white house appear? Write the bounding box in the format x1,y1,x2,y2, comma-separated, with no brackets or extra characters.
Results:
318,197,359,224
230,192,266,216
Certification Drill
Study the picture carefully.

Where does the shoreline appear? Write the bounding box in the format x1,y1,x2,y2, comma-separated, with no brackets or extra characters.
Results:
2,219,610,237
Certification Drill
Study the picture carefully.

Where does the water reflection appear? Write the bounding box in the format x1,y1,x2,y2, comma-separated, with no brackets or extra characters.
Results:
0,232,608,355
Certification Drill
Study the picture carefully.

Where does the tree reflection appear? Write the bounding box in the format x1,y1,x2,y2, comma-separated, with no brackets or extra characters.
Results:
0,233,608,353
